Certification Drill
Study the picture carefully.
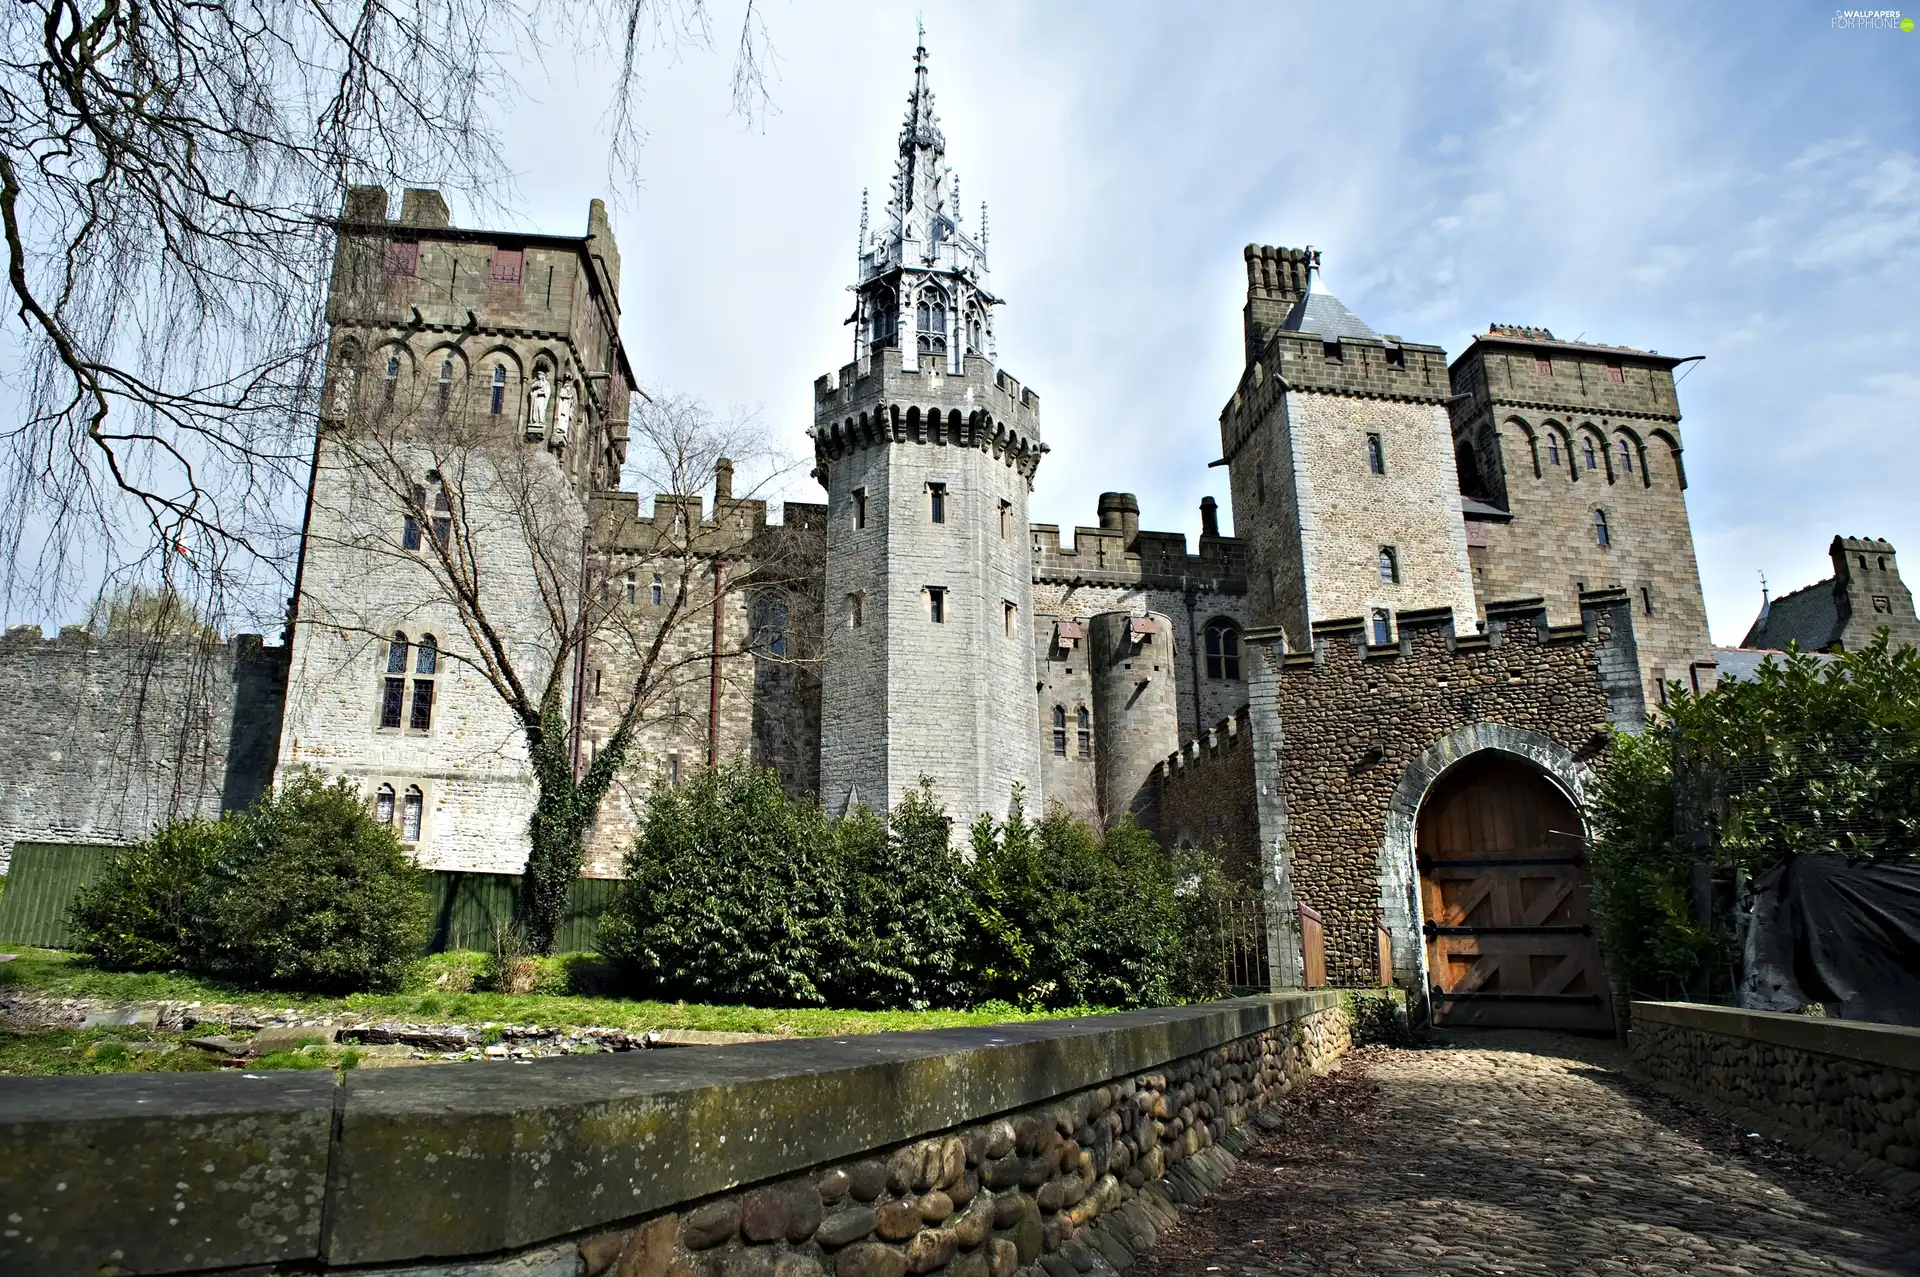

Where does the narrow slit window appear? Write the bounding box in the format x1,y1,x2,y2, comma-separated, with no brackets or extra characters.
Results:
929,483,946,524
853,488,867,529
383,354,400,405
1547,434,1561,466
1618,440,1633,473
1367,433,1386,475
1004,600,1017,637
490,365,507,415
437,358,454,411
401,786,423,843
1379,547,1399,583
928,587,946,624
625,571,636,604
1594,509,1611,547
432,489,453,547
651,573,664,606
1052,705,1067,757
1640,586,1654,616
1076,707,1092,758
849,592,864,628
999,499,1012,539
1583,437,1599,471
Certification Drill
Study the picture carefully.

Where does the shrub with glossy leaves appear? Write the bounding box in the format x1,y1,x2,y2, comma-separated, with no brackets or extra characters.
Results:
68,817,232,971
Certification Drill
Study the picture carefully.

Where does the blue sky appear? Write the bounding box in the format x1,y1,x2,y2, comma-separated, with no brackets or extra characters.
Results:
454,4,1914,644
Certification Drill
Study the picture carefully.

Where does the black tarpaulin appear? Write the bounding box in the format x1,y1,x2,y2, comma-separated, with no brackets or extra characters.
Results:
1741,853,1920,1026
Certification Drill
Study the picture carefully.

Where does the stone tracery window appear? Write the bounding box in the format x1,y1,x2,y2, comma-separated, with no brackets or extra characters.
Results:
1204,619,1241,680
401,785,424,843
1052,705,1067,757
374,783,396,826
381,632,408,728
410,636,438,730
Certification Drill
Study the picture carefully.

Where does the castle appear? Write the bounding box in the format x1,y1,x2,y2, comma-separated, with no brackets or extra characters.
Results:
6,41,1913,1022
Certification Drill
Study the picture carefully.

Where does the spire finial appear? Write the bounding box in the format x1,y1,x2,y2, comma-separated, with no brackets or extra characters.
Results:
915,16,926,65
980,201,989,253
859,188,869,252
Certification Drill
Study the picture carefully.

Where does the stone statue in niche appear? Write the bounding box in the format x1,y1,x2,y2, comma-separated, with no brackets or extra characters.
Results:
553,381,576,446
528,365,553,435
330,361,357,418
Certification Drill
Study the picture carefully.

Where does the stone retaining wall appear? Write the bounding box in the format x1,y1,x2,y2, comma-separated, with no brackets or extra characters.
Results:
1630,1000,1920,1200
0,993,1349,1277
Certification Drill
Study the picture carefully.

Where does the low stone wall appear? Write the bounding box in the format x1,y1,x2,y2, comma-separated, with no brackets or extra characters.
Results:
1630,1000,1920,1200
0,993,1349,1277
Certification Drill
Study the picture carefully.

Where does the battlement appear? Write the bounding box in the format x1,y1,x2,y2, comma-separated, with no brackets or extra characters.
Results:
591,490,824,556
1835,535,1899,556
1030,494,1248,591
1150,703,1251,785
1242,244,1315,364
811,346,1044,482
1218,327,1451,465
1448,324,1688,426
0,625,281,656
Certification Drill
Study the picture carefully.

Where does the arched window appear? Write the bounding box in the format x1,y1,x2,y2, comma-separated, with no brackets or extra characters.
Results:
1581,436,1597,470
1076,707,1092,758
432,488,453,547
917,290,946,334
1367,433,1386,475
436,358,454,411
967,309,984,354
1617,439,1633,474
401,785,424,843
1051,705,1068,757
1594,509,1611,547
382,353,400,405
380,632,409,728
1379,547,1399,583
1204,620,1241,680
374,783,396,826
490,365,507,415
410,636,437,729
1546,434,1561,466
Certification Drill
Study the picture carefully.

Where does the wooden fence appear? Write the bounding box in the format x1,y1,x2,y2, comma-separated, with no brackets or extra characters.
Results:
1298,902,1327,989
0,843,621,955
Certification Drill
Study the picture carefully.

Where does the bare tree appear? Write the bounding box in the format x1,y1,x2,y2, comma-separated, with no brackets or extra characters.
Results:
306,385,814,951
0,0,772,625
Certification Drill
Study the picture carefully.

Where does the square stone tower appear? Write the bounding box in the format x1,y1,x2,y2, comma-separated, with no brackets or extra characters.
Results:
811,39,1044,831
1220,246,1476,650
1447,325,1714,702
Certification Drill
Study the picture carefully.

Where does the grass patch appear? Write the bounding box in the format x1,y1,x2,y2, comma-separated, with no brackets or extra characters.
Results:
0,1027,219,1077
0,947,1091,1036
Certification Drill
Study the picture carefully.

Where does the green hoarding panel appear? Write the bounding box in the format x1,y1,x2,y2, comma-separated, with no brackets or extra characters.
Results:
0,843,121,948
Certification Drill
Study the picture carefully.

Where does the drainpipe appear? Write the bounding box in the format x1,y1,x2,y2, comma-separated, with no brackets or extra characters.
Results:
1183,584,1202,738
708,551,724,767
570,533,590,778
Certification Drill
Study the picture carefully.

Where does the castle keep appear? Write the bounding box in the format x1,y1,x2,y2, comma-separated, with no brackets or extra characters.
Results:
23,39,1918,1023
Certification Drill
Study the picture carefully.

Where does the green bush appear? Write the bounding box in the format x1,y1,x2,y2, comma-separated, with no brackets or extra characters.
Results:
598,764,848,1006
197,773,429,994
68,818,232,971
829,783,972,1010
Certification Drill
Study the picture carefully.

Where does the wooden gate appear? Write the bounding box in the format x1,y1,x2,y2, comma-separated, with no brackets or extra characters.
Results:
1418,753,1613,1031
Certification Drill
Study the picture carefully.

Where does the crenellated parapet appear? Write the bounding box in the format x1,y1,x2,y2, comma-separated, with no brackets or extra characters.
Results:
810,346,1044,485
1031,492,1247,592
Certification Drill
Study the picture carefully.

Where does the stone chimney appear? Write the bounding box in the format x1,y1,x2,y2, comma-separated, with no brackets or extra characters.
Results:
1097,492,1140,549
398,188,451,229
1199,495,1220,539
343,186,389,223
714,457,734,503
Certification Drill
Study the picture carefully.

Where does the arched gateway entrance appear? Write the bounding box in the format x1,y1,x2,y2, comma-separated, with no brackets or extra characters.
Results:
1417,752,1614,1031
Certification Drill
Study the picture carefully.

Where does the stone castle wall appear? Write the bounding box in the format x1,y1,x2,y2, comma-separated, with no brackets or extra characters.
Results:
0,993,1350,1277
1154,709,1259,882
0,627,287,871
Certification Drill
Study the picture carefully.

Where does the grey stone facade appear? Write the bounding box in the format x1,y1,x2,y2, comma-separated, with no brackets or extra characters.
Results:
1741,535,1920,656
0,627,287,870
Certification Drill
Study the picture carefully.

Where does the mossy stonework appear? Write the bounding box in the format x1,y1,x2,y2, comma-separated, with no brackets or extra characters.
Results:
0,994,1349,1277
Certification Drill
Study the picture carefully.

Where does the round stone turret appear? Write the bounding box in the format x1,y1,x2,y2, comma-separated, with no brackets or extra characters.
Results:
1088,611,1180,830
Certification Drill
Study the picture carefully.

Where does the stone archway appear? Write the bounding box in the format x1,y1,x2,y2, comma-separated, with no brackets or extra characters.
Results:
1376,725,1599,1017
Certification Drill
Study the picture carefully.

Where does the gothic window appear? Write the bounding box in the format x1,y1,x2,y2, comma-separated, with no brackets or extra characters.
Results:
652,573,664,606
870,287,897,343
415,635,438,676
432,489,453,547
436,358,454,411
1052,705,1067,757
929,482,947,524
401,785,423,843
928,587,946,624
1076,707,1092,758
1379,547,1400,583
490,247,524,285
490,365,507,415
917,290,947,334
1546,434,1561,466
380,632,408,728
967,310,984,354
1594,509,1611,547
1203,620,1241,680
374,784,396,826
1618,439,1633,474
1583,436,1599,471
1367,433,1386,475
402,483,424,551
1371,609,1392,646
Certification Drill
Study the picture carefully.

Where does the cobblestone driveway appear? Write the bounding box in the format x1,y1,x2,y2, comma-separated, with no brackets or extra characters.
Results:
1134,1030,1920,1277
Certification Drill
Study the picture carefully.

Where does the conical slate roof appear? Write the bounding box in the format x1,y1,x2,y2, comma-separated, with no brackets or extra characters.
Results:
1280,289,1379,343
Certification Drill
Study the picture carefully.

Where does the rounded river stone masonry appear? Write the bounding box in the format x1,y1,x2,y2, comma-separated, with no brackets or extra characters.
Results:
569,1011,1350,1277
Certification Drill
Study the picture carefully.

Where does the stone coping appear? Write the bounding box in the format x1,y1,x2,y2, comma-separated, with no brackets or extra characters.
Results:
0,992,1339,1275
1633,1001,1920,1073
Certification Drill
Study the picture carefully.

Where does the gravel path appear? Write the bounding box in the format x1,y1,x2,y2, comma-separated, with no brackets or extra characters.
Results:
1133,1029,1920,1277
